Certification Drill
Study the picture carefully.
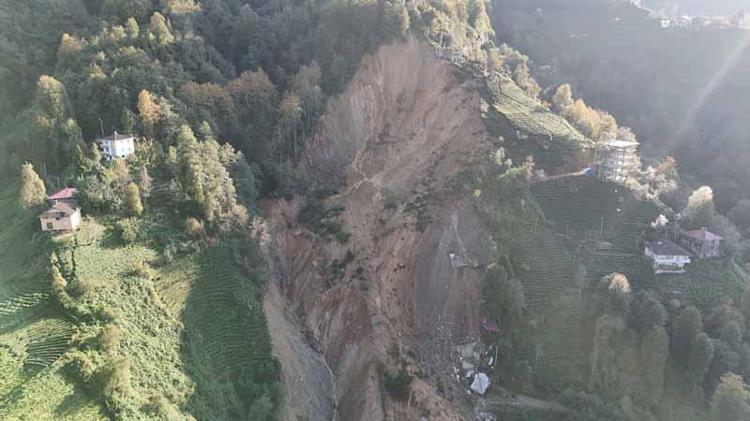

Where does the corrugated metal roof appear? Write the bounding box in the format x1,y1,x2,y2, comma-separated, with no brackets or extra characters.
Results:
598,139,640,148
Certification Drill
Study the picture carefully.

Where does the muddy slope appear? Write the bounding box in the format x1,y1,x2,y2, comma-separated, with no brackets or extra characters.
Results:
265,36,496,420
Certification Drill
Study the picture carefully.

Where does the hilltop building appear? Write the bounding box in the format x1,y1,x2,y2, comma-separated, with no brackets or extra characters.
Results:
97,131,136,160
662,223,723,260
594,139,639,183
680,228,723,259
40,188,81,232
645,240,691,274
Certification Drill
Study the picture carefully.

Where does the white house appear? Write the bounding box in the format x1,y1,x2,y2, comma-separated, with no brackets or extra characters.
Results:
645,240,691,274
97,132,136,160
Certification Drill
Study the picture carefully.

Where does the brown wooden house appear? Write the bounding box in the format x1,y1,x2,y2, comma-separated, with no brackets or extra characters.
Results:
40,188,81,232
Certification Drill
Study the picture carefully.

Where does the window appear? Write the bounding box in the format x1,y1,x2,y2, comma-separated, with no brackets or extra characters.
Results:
46,223,53,230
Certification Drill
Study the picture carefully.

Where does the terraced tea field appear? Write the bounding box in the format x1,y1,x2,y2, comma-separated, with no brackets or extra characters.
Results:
482,73,592,170
180,246,279,420
659,259,749,312
0,187,105,419
485,74,584,144
0,183,279,419
532,177,659,290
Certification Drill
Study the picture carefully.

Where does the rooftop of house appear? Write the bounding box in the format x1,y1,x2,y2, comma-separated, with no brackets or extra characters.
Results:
598,139,640,148
646,240,691,257
41,201,78,217
97,131,135,142
686,228,723,242
47,187,78,201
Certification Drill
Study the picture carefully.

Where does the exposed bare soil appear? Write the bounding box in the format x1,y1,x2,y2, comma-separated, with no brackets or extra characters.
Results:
264,35,497,420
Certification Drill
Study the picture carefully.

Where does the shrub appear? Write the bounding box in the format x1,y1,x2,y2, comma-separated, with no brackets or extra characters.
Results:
132,261,153,279
78,175,121,214
18,162,46,209
381,187,399,210
99,324,123,354
299,194,350,242
124,182,143,216
381,364,412,401
101,357,137,417
116,218,139,243
185,217,205,237
62,350,98,386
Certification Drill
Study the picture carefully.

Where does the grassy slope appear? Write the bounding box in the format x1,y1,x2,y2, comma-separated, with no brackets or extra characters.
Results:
57,220,194,417
0,183,278,419
481,72,593,171
0,187,105,420
525,177,660,392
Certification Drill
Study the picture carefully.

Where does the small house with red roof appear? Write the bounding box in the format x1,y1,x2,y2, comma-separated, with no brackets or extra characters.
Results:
47,187,78,204
40,188,81,232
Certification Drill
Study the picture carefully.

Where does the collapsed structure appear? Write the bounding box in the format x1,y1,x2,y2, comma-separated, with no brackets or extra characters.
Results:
593,139,640,183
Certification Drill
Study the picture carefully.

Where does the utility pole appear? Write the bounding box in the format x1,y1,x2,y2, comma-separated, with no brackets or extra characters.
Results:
98,117,105,137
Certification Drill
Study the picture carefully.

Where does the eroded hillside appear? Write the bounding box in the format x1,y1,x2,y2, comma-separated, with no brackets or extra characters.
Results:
263,36,592,420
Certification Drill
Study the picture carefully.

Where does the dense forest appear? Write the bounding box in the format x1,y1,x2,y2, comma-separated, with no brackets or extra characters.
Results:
3,0,750,420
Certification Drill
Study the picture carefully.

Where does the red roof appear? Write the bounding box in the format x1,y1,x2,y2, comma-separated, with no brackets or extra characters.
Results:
482,318,501,334
686,229,723,242
47,187,78,201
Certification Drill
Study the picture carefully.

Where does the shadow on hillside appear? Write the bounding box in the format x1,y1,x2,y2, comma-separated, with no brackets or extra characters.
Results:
178,246,280,420
99,226,123,249
54,383,99,418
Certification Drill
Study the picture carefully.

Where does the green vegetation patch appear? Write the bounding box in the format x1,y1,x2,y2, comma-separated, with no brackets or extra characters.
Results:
481,74,592,169
180,246,281,420
531,177,660,289
659,260,749,312
0,187,104,419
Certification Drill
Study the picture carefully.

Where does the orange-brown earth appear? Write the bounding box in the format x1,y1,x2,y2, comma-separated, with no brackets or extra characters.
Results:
263,36,496,420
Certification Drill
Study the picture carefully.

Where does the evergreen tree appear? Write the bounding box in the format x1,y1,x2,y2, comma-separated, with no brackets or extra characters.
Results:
31,75,82,170
121,108,137,134
672,306,703,354
74,144,103,177
125,182,143,216
137,166,152,199
175,125,204,204
18,163,46,209
384,0,410,37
